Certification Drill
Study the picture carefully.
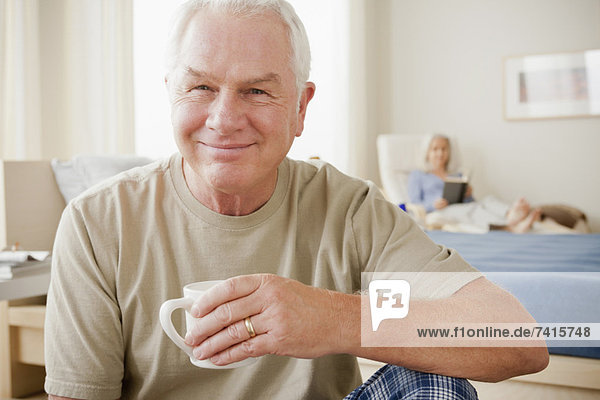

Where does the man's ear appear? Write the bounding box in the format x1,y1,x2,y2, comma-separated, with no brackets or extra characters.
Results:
295,82,316,138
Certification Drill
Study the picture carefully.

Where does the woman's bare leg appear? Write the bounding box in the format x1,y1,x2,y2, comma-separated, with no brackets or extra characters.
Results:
509,208,542,233
506,197,531,226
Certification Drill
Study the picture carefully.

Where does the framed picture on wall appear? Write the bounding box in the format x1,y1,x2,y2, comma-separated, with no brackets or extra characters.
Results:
504,49,600,120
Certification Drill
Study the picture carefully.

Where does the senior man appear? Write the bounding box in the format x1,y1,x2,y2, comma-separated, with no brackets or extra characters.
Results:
44,0,548,399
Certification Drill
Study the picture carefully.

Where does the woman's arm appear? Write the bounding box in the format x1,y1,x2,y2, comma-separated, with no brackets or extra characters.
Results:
407,171,424,205
407,171,438,212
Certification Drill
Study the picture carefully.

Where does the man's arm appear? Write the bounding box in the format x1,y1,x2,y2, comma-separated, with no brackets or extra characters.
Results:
338,276,549,382
184,274,548,382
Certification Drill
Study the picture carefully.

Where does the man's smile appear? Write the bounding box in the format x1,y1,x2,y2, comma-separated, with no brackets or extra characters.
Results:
200,141,255,150
197,141,257,160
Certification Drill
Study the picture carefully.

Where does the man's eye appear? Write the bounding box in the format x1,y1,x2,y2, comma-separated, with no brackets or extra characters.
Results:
249,88,266,95
193,85,210,91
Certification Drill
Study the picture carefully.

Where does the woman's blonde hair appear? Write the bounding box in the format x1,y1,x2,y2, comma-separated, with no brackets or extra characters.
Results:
420,133,460,173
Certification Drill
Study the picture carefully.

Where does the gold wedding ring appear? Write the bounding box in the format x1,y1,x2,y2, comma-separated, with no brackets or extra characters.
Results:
244,316,256,338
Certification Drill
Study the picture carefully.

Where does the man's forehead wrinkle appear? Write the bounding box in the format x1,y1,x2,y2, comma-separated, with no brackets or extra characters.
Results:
184,66,282,85
246,73,282,85
185,66,208,78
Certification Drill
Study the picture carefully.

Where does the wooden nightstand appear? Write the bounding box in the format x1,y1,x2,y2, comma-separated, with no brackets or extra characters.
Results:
0,267,50,398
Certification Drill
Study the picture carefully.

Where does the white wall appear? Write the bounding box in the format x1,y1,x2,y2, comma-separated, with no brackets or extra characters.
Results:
286,0,350,172
133,0,184,159
374,0,600,231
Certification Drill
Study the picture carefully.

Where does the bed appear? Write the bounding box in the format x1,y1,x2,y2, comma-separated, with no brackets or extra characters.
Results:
427,231,600,356
426,231,600,398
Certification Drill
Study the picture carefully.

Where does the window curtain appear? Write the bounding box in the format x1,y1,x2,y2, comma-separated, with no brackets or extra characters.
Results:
0,0,42,159
346,0,369,180
0,0,134,161
347,0,393,185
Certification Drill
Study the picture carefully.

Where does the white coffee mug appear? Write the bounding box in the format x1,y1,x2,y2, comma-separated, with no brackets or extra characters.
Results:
159,280,258,369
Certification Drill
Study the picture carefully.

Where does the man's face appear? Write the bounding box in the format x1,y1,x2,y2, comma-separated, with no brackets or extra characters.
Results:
167,9,314,198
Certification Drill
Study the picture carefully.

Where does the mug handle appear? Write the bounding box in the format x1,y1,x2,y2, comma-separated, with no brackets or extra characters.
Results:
159,297,194,357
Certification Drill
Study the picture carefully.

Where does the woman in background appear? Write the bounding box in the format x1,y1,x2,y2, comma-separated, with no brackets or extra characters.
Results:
407,133,474,212
407,134,541,233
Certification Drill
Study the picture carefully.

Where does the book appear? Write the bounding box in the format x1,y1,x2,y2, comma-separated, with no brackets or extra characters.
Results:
0,250,50,263
442,176,468,204
0,258,51,280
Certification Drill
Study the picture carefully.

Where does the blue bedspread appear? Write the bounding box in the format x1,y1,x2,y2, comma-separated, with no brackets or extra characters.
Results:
426,231,600,359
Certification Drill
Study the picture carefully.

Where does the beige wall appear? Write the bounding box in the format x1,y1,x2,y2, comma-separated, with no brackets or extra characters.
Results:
363,0,600,231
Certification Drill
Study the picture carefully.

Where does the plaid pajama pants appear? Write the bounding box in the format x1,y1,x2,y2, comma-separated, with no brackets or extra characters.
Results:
345,364,478,400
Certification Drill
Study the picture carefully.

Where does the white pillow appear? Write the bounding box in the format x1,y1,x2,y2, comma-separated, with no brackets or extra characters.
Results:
51,159,88,204
51,155,153,203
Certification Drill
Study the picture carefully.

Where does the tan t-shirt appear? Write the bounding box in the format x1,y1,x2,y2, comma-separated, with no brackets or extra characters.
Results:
44,154,479,399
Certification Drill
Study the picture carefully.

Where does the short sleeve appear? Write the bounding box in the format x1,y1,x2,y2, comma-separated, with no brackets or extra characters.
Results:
351,184,481,299
44,203,124,400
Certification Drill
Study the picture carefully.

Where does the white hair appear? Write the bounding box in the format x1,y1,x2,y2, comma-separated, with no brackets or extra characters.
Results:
165,0,311,94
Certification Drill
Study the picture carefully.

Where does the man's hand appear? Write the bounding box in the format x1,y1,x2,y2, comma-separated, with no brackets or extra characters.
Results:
184,274,342,365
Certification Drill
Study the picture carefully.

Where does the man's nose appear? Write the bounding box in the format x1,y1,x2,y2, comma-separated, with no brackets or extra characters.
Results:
205,91,246,135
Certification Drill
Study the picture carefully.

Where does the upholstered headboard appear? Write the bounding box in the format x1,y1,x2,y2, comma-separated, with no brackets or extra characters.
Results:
0,161,66,251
